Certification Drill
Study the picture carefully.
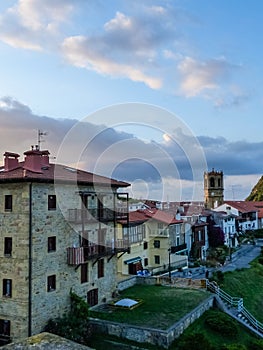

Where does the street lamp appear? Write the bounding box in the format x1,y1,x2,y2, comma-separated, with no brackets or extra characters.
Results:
168,248,171,279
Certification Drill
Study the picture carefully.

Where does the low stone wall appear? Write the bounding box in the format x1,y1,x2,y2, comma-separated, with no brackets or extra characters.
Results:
89,295,214,348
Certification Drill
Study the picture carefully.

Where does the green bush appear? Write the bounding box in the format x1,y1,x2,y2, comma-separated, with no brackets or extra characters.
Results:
220,344,247,350
176,332,213,350
249,339,263,350
44,290,91,345
258,257,263,265
205,311,238,338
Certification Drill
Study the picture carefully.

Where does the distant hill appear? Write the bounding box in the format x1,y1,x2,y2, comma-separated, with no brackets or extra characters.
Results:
246,175,263,201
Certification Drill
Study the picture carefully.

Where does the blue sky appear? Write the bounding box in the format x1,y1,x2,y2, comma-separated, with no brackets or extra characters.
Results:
0,0,262,202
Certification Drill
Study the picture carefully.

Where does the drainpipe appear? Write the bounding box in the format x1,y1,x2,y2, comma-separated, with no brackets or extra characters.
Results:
28,183,32,337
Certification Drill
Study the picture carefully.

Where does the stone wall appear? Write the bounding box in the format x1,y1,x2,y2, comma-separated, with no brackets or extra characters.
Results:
90,295,214,348
0,181,121,342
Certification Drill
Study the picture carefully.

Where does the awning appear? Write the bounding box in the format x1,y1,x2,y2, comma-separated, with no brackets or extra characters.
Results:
124,256,142,264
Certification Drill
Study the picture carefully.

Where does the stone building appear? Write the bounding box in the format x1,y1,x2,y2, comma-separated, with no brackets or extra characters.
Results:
204,169,224,209
0,147,129,344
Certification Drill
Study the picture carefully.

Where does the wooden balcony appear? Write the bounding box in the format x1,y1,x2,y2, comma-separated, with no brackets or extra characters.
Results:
68,208,128,224
67,239,129,265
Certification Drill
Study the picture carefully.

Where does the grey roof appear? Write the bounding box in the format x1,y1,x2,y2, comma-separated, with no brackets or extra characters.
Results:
1,332,93,350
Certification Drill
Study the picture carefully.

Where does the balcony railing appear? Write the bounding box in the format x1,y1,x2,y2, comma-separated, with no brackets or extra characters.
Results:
67,239,129,265
171,243,187,254
68,208,128,223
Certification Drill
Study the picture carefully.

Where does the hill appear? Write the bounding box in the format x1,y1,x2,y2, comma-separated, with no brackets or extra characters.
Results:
246,175,263,201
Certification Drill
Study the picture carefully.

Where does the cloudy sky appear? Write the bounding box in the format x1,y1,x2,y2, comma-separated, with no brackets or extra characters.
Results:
0,0,262,202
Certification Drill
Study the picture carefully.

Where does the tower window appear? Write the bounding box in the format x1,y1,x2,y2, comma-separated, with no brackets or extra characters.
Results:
4,195,12,212
210,177,215,187
218,178,221,187
0,319,10,337
4,238,12,256
98,259,104,278
48,195,56,210
47,275,56,292
81,263,88,283
48,236,56,252
3,279,12,297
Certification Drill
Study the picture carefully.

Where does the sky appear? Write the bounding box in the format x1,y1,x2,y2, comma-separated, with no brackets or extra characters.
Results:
0,0,263,202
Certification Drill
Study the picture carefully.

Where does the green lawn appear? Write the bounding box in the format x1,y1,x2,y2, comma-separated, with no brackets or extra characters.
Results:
89,285,210,329
218,259,263,323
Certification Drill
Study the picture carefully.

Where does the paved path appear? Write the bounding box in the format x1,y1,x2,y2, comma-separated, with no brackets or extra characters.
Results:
172,239,262,279
220,242,261,272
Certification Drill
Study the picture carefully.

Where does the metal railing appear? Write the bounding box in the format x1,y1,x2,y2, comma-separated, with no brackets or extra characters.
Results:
206,280,263,335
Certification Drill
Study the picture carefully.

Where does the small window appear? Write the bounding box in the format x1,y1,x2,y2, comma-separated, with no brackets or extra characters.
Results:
154,255,160,265
4,195,12,212
153,240,160,248
144,258,148,266
143,241,148,250
81,263,88,283
0,319,10,337
48,236,56,252
48,195,56,210
98,259,104,278
47,275,56,292
4,238,12,256
3,279,12,297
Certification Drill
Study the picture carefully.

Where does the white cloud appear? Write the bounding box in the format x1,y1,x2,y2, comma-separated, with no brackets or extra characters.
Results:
177,56,235,97
0,0,74,50
62,35,162,89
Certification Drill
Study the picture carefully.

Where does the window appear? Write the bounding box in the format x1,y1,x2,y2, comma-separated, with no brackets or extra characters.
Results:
81,263,88,283
3,279,12,297
98,259,104,278
143,241,148,250
4,238,12,256
0,319,10,337
47,275,56,292
144,258,148,266
153,240,160,248
48,236,56,252
210,177,215,187
4,195,12,212
154,255,160,265
87,288,98,307
48,195,56,210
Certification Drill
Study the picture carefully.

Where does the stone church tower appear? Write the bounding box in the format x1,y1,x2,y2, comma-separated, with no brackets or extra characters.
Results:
204,169,224,209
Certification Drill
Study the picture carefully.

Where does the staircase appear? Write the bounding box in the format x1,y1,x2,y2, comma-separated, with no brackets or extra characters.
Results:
206,280,263,338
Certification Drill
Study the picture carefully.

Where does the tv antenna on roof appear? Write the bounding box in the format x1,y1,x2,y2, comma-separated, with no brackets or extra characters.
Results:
38,129,47,150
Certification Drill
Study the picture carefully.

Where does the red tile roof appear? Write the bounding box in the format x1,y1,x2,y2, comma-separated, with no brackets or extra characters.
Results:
224,201,259,213
126,208,183,225
0,161,129,187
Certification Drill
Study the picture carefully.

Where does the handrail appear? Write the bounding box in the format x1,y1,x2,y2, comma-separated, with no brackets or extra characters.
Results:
206,280,263,335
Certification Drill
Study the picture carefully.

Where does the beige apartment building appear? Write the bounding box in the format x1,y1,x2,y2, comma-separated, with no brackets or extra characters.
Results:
118,209,188,276
0,147,129,344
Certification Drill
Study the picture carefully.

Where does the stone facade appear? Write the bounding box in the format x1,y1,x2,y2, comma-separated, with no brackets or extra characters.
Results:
0,157,129,343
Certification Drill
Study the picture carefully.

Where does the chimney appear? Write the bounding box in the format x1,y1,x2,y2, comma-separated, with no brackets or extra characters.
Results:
23,146,50,173
4,152,20,171
41,150,50,168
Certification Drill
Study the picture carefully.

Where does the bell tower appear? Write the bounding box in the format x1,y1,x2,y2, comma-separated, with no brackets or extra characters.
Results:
204,169,224,209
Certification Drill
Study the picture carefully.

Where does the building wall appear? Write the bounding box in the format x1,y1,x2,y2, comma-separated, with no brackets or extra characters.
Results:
0,181,120,341
0,182,31,341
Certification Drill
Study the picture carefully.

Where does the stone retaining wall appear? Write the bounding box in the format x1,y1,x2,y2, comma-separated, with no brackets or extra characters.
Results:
89,295,214,348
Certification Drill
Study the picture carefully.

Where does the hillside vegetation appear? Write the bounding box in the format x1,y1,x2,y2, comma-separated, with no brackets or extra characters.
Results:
246,175,263,201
